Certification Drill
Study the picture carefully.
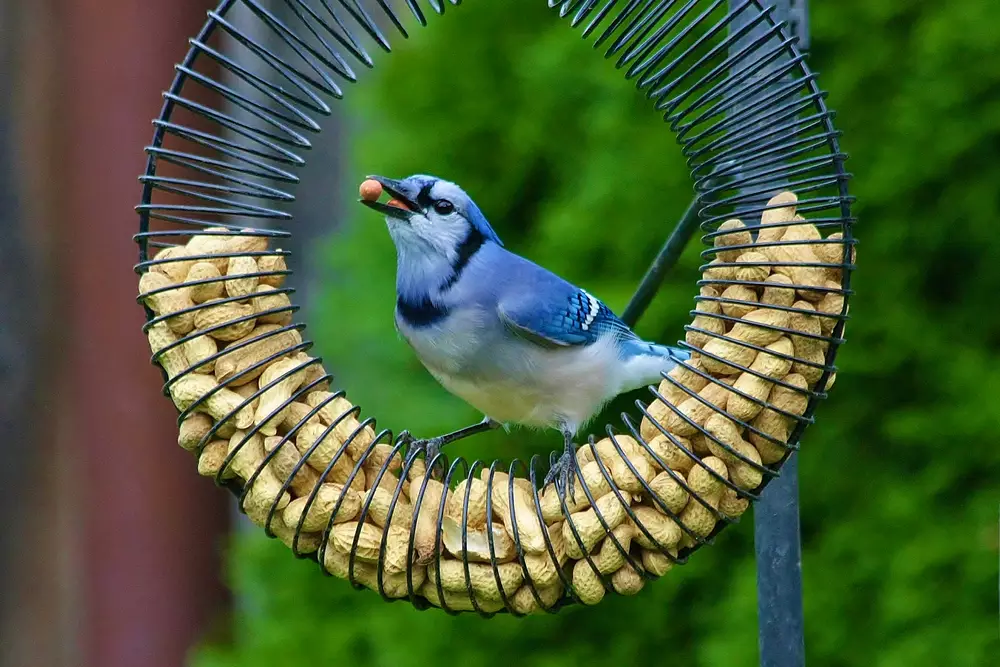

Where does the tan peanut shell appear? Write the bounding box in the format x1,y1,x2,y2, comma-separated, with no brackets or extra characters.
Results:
304,392,375,460
509,581,564,615
756,191,798,244
644,434,697,474
792,346,827,386
816,279,846,336
151,245,194,283
419,580,503,613
293,354,330,392
714,219,751,262
572,560,606,606
252,285,293,325
782,218,822,243
270,515,322,555
254,357,310,435
762,227,827,302
641,548,677,577
663,380,732,436
178,412,213,451
704,414,763,490
363,484,413,530
330,521,384,562
410,475,449,565
726,337,794,421
197,439,233,478
719,487,750,519
294,421,349,474
640,399,671,441
720,283,758,318
593,437,654,494
146,321,190,380
183,332,218,374
214,324,302,386
446,478,489,528
761,273,796,307
325,548,425,599
648,470,690,515
193,298,257,341
562,492,630,559
427,560,524,602
170,374,254,428
750,373,809,463
264,435,319,496
283,483,360,532
185,228,268,272
523,522,568,586
491,476,547,555
228,431,291,526
654,357,710,408
139,271,195,335
540,462,612,522
257,253,288,287
441,516,516,564
185,261,224,303
610,562,645,596
279,401,321,433
734,251,771,283
590,523,635,574
685,288,726,349
225,255,260,299
360,444,403,483
702,258,737,283
788,301,825,358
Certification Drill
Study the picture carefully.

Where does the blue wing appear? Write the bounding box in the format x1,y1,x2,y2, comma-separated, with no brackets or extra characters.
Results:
497,284,637,349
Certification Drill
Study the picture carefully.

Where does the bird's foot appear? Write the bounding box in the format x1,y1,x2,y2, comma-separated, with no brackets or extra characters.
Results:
397,417,500,476
543,438,578,504
398,431,445,472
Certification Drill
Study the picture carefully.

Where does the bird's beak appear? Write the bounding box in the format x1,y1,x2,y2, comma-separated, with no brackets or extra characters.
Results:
359,175,419,221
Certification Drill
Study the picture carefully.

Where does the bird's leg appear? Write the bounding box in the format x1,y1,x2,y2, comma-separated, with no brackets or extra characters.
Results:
398,416,500,470
542,430,578,504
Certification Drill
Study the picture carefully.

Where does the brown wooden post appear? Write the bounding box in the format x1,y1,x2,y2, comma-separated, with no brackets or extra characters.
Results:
58,2,230,666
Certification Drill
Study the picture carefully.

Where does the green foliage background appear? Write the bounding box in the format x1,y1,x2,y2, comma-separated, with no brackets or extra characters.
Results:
196,2,1000,665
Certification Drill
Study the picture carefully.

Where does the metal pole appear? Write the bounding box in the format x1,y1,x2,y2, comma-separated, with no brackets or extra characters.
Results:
729,2,808,666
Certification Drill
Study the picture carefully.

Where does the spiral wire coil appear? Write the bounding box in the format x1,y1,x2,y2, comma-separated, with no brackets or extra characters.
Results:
134,0,855,615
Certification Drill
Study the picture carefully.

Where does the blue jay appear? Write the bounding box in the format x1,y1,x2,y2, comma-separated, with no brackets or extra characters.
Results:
360,174,688,499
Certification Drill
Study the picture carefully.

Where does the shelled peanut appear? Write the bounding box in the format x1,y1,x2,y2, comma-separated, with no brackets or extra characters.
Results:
138,194,848,612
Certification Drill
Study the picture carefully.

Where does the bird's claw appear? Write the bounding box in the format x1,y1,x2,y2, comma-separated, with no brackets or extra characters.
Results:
401,433,444,474
543,448,577,505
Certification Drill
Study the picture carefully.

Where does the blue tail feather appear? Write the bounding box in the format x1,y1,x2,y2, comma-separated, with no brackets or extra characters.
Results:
619,338,689,363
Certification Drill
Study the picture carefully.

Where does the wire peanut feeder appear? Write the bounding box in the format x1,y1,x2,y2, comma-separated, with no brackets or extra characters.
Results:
134,0,854,616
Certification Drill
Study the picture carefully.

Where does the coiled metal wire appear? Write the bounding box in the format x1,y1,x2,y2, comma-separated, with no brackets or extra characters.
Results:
135,0,854,615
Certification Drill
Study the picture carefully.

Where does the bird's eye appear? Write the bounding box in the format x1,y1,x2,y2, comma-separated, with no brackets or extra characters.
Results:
433,200,454,215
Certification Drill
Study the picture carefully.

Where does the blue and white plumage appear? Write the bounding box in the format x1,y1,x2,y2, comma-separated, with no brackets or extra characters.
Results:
360,174,688,497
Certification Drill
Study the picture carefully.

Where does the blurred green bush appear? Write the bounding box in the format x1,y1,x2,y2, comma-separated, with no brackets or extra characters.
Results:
195,1,1000,666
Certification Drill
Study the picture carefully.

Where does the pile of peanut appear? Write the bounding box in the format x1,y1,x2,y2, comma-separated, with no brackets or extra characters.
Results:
136,190,849,614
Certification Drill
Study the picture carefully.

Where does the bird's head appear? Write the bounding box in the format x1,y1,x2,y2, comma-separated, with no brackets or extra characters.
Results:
360,174,504,259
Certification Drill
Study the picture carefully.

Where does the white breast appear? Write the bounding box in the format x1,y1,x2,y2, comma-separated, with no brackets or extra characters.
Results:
399,310,635,434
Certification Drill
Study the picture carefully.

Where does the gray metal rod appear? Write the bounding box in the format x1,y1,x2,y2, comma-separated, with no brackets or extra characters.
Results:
729,2,808,666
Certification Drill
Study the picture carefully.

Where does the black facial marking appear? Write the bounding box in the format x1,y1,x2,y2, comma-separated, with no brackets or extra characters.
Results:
396,294,449,327
440,227,485,291
416,183,435,210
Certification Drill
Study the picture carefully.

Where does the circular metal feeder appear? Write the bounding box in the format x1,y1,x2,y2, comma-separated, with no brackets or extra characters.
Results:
134,0,855,617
